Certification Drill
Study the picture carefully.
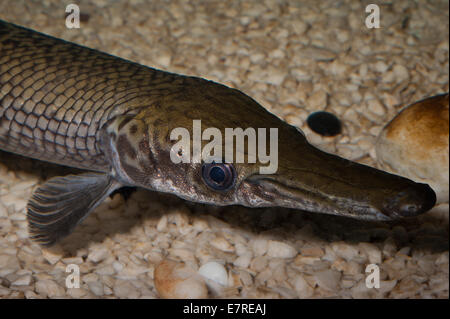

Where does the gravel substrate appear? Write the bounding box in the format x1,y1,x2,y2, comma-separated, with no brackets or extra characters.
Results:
0,0,448,299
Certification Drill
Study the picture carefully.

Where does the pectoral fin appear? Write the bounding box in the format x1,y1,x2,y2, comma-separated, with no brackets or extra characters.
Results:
27,172,121,246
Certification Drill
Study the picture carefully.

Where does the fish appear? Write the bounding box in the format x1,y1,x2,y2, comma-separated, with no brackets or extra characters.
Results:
0,20,436,246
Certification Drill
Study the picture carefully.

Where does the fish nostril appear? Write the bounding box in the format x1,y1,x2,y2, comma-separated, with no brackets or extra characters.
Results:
382,183,437,218
399,203,420,216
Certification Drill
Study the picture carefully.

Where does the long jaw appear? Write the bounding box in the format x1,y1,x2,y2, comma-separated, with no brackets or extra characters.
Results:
238,153,437,221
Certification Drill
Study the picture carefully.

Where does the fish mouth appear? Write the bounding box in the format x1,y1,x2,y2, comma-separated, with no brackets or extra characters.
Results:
239,163,436,221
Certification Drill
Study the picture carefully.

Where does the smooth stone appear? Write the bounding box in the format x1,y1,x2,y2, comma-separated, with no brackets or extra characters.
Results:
306,111,342,136
376,93,449,203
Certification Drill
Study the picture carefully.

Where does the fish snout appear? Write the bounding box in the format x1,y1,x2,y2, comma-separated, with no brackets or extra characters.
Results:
382,183,436,218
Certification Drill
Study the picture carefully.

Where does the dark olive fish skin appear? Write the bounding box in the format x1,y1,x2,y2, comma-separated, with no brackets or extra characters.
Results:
0,20,436,245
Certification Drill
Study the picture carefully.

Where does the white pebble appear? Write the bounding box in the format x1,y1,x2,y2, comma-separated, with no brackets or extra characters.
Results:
233,254,252,268
266,240,297,259
198,261,228,286
250,238,268,256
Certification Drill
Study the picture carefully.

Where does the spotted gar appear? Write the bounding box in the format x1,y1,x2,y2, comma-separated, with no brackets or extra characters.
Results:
0,20,436,246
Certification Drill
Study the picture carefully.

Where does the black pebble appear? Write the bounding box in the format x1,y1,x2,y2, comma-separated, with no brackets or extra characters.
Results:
306,111,342,136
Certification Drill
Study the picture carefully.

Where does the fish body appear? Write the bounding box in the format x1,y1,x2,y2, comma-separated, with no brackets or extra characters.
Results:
0,20,436,245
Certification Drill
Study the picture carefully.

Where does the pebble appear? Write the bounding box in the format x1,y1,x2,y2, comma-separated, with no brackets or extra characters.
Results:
331,242,360,261
0,203,7,218
87,246,110,263
307,90,328,110
233,254,252,268
293,274,314,298
376,93,449,204
154,259,208,299
113,280,140,299
12,275,32,286
314,269,341,291
359,243,382,264
198,261,228,286
42,249,63,265
250,238,268,256
367,99,385,117
210,236,235,253
266,240,297,259
35,280,65,298
306,111,342,136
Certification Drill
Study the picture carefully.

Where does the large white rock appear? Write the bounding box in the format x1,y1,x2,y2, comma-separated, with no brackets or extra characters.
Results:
376,93,449,204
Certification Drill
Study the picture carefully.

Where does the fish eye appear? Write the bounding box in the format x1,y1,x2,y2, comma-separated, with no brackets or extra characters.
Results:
201,162,236,191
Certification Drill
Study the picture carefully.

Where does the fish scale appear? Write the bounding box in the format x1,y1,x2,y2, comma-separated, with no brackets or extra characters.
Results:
0,19,189,171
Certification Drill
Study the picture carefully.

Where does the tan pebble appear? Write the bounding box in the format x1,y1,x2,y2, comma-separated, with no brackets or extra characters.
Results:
192,218,209,232
1,194,27,212
376,93,449,203
87,246,110,263
250,256,268,272
313,269,341,291
42,248,63,265
250,238,268,256
95,265,115,276
233,254,252,268
238,270,253,287
0,287,10,297
113,280,140,299
35,279,65,298
12,274,31,286
382,238,397,258
367,99,385,117
378,279,398,295
358,243,382,264
298,46,336,61
156,215,168,231
210,236,234,253
0,203,7,218
266,240,297,259
24,290,41,299
291,67,312,82
300,245,324,257
307,90,327,110
66,287,89,298
351,280,371,298
331,242,359,261
61,256,83,265
88,281,104,296
154,259,207,299
373,61,389,73
264,67,286,86
293,274,314,298
435,251,449,265
392,64,409,82
294,255,321,266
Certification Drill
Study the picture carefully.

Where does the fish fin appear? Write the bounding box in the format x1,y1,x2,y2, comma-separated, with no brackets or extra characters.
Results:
27,172,121,246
